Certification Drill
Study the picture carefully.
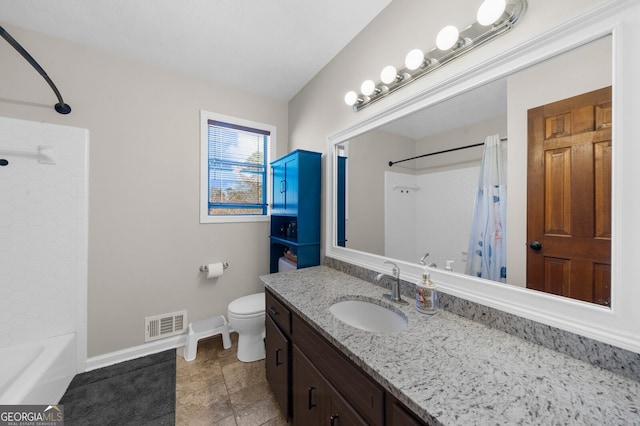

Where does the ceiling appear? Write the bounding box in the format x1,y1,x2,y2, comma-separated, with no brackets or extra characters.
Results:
0,0,391,101
381,78,507,140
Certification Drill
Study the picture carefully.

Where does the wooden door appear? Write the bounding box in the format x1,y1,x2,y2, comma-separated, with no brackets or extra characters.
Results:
527,86,612,306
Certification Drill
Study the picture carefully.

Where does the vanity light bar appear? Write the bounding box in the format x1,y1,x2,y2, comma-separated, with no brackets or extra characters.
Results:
345,0,527,111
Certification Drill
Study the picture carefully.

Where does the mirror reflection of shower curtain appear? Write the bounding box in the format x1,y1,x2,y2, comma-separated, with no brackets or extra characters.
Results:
465,134,507,282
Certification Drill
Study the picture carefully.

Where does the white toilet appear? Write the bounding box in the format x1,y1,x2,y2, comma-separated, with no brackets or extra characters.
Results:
227,292,266,362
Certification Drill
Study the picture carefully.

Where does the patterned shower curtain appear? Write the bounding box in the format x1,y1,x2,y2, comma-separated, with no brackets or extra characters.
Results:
465,134,507,282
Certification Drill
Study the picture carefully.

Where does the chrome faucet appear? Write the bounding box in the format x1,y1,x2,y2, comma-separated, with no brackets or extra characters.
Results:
419,252,437,268
375,261,409,305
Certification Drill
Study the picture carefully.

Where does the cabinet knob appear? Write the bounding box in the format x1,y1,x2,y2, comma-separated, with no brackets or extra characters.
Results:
275,348,282,366
268,307,278,316
330,414,339,426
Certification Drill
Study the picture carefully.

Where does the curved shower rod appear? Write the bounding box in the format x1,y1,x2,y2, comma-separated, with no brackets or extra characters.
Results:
0,25,71,115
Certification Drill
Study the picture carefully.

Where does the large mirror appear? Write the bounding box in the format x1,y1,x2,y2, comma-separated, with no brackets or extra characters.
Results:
326,2,640,354
335,36,612,306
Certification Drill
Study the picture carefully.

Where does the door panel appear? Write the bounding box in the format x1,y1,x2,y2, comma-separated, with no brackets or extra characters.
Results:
292,345,325,425
265,316,290,417
527,86,612,306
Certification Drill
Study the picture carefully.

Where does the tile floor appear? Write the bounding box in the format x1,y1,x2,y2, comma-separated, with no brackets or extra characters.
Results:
176,333,287,426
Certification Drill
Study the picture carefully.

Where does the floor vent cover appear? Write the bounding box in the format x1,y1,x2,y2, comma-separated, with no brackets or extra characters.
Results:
145,310,187,342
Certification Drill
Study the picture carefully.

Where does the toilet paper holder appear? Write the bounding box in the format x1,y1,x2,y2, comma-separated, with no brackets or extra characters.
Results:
199,262,229,272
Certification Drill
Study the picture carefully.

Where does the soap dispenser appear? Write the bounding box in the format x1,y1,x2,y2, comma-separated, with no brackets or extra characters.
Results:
416,269,437,315
445,260,454,272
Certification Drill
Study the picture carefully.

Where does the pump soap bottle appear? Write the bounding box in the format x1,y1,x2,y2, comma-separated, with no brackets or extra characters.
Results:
416,269,437,315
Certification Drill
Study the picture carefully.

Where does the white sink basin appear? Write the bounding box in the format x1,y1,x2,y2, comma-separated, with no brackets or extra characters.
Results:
329,299,408,333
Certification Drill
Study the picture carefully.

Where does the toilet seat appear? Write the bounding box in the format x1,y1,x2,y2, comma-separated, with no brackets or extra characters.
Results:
228,293,265,317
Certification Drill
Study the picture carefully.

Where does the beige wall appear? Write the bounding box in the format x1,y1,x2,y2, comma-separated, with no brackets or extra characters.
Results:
345,129,414,255
415,115,508,172
0,23,288,357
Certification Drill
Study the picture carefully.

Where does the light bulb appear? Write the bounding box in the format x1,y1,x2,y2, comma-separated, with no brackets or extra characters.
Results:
360,80,376,96
436,25,460,50
477,0,507,26
344,91,359,106
380,65,398,85
405,49,425,71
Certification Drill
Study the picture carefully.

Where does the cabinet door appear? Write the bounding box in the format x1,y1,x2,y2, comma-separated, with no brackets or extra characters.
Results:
265,316,290,418
271,158,286,214
327,384,368,426
282,155,298,214
271,155,298,214
292,345,325,426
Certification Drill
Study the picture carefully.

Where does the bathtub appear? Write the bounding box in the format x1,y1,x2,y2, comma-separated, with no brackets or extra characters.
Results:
0,333,76,404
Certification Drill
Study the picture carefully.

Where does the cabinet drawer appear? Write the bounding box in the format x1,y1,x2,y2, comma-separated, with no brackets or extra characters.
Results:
293,315,384,425
266,290,291,334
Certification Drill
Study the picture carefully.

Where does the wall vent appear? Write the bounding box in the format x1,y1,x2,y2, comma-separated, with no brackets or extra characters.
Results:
145,310,187,342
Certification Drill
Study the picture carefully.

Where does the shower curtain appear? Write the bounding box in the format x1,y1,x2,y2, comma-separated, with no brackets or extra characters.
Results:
465,134,507,282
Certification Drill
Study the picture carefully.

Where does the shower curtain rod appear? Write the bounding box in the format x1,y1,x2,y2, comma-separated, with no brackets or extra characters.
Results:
0,25,71,115
388,136,508,167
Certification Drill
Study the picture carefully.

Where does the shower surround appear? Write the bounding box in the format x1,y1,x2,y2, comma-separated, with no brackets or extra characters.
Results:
0,116,88,372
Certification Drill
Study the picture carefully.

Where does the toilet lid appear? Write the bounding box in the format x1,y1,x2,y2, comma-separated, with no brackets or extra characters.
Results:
228,292,265,315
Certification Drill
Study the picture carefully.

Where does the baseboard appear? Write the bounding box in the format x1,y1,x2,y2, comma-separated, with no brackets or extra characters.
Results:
84,334,188,372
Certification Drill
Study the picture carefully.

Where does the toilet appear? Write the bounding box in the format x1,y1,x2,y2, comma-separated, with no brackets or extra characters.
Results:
227,292,266,362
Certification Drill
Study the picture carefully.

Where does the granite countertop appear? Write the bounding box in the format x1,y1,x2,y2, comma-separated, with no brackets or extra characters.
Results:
259,265,640,425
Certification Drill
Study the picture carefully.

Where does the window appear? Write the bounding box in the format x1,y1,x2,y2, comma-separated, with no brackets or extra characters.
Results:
200,111,275,223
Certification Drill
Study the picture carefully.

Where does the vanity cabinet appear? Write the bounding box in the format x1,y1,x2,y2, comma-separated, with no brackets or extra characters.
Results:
269,150,321,273
265,289,427,425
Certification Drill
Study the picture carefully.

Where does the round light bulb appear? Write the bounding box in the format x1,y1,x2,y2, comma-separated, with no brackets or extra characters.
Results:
436,25,460,50
380,65,398,85
360,80,376,96
344,91,358,106
477,0,507,26
405,49,425,71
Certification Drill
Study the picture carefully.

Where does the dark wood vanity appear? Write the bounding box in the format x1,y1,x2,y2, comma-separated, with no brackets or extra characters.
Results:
265,289,426,425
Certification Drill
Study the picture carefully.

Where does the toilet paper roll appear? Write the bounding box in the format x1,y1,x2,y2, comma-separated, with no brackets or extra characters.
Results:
206,262,225,279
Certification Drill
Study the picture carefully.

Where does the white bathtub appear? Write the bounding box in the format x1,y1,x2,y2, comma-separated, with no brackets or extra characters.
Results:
0,333,76,404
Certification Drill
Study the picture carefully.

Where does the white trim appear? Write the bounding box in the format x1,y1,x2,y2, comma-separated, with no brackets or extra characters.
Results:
326,0,640,354
199,110,276,224
84,335,188,372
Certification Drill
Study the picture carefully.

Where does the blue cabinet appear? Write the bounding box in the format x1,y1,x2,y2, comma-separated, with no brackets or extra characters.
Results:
270,150,321,273
271,153,299,215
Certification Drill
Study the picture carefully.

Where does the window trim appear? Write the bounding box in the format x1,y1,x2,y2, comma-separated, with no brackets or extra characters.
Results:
200,110,276,223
